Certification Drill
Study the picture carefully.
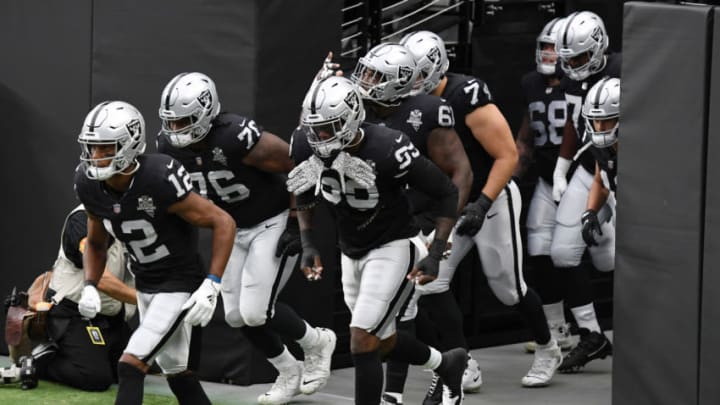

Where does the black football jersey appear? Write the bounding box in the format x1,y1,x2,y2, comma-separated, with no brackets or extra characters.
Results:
74,154,204,293
591,146,618,194
521,71,567,185
290,124,454,259
441,72,494,201
561,53,622,174
158,112,288,228
364,94,455,157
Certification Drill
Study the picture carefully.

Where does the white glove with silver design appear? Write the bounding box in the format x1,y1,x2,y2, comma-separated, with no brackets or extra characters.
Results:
181,278,221,327
552,157,572,202
330,151,376,192
287,154,325,195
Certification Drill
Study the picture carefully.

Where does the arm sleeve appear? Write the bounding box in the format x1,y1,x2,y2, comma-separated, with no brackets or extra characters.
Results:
62,211,88,269
404,156,458,219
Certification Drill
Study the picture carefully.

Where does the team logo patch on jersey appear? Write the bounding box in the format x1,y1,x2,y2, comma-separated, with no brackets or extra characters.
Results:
212,147,228,166
137,195,157,218
113,203,121,214
582,82,588,91
406,109,423,131
195,156,203,166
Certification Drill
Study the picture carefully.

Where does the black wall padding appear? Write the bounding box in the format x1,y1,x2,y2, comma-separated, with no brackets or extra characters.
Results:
613,3,712,405
700,8,720,405
0,0,93,354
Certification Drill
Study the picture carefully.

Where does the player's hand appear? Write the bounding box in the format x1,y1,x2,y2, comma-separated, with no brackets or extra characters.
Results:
181,277,220,327
287,155,325,196
275,216,301,257
456,193,493,237
408,239,445,285
300,230,323,281
78,284,101,319
581,209,602,246
330,151,376,192
315,51,343,81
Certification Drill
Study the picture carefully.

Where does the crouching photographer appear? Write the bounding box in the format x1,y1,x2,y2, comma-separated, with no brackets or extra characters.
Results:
5,204,136,391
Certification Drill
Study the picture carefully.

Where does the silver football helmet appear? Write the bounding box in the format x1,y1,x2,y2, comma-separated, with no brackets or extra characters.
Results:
535,17,565,75
78,101,146,180
301,76,365,158
351,43,418,106
555,11,608,81
399,30,449,95
582,77,620,148
159,72,221,147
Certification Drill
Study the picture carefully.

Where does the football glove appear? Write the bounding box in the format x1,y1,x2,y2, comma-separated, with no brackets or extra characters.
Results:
275,216,301,257
330,151,376,192
78,284,101,319
300,230,322,281
181,278,220,327
552,157,572,202
581,209,602,246
409,239,446,285
315,52,342,81
287,155,325,195
456,193,493,237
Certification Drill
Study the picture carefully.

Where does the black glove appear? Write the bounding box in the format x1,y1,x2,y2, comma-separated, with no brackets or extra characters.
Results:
456,193,493,237
414,239,446,281
300,230,320,271
275,216,301,257
581,209,602,246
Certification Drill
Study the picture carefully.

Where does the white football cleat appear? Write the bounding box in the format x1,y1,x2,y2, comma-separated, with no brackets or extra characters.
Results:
300,328,337,395
258,361,303,404
521,340,562,387
461,354,482,392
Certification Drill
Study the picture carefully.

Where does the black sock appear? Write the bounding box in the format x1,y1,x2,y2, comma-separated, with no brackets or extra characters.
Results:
565,262,594,308
352,351,383,405
268,302,307,340
115,362,145,405
528,255,565,304
515,288,551,345
243,325,285,359
167,372,211,405
419,291,467,350
385,320,415,394
386,330,431,365
414,305,441,348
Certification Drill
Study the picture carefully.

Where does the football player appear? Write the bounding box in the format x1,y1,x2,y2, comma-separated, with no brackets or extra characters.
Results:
157,72,337,404
549,11,618,373
350,43,473,405
402,30,562,394
75,101,236,405
288,76,468,405
514,18,575,353
581,78,619,271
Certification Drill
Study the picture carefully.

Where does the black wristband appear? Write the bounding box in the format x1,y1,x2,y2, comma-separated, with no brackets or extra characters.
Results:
84,279,98,288
427,239,446,261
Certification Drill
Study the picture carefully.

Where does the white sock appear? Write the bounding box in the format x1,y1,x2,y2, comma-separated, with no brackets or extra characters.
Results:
543,301,566,327
571,303,601,333
384,392,403,403
424,347,443,370
268,346,297,371
297,322,320,349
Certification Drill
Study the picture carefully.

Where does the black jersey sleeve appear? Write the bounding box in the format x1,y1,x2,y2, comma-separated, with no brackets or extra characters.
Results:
214,113,264,157
404,154,458,219
62,210,88,269
457,77,493,110
152,155,194,207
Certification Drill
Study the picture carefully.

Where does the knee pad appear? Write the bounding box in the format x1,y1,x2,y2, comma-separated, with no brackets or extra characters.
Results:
239,307,268,328
550,243,583,268
492,288,521,306
224,310,245,328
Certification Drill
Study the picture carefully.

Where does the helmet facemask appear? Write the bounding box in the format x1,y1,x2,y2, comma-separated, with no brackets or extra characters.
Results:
535,17,564,76
582,77,620,148
556,12,608,81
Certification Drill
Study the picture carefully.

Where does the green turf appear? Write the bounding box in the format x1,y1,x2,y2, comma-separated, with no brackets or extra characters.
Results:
0,380,176,405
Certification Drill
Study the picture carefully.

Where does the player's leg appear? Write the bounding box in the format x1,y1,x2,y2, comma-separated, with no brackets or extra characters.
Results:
526,178,572,351
478,181,561,387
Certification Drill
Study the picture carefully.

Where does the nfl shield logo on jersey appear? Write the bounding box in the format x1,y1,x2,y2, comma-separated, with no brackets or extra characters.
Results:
113,203,121,214
406,109,423,131
212,147,228,166
137,195,157,218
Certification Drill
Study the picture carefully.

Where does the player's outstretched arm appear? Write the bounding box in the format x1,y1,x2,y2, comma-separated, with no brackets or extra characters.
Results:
427,127,473,213
98,270,137,305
